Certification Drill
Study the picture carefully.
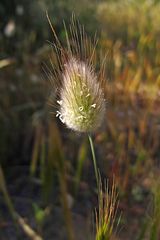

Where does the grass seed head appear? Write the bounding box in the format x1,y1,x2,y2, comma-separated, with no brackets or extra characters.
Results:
57,58,105,132
47,14,106,133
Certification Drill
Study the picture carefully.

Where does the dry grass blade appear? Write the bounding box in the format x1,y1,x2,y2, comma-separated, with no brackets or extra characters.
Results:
17,215,43,240
0,58,15,68
0,165,43,240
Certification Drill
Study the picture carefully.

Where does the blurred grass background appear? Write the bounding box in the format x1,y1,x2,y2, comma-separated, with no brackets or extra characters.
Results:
0,0,160,239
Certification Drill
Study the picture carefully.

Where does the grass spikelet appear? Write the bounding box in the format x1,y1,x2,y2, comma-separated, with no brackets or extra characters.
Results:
95,178,120,240
47,13,106,132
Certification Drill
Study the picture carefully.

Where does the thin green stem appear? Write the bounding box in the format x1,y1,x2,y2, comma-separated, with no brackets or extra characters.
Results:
88,134,99,188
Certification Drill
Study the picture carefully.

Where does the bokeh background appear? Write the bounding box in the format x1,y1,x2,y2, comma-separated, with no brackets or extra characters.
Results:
0,0,160,239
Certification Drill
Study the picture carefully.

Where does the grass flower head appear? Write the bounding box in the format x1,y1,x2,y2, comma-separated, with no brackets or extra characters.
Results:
47,14,106,133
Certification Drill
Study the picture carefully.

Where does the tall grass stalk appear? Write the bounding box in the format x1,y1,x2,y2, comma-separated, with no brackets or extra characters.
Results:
46,13,120,240
51,121,75,240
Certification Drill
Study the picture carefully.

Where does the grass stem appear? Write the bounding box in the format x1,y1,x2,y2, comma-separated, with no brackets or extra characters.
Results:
88,134,99,188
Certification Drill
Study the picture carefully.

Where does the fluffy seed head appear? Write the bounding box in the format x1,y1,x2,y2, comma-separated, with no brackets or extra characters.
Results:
47,15,106,132
57,58,105,132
